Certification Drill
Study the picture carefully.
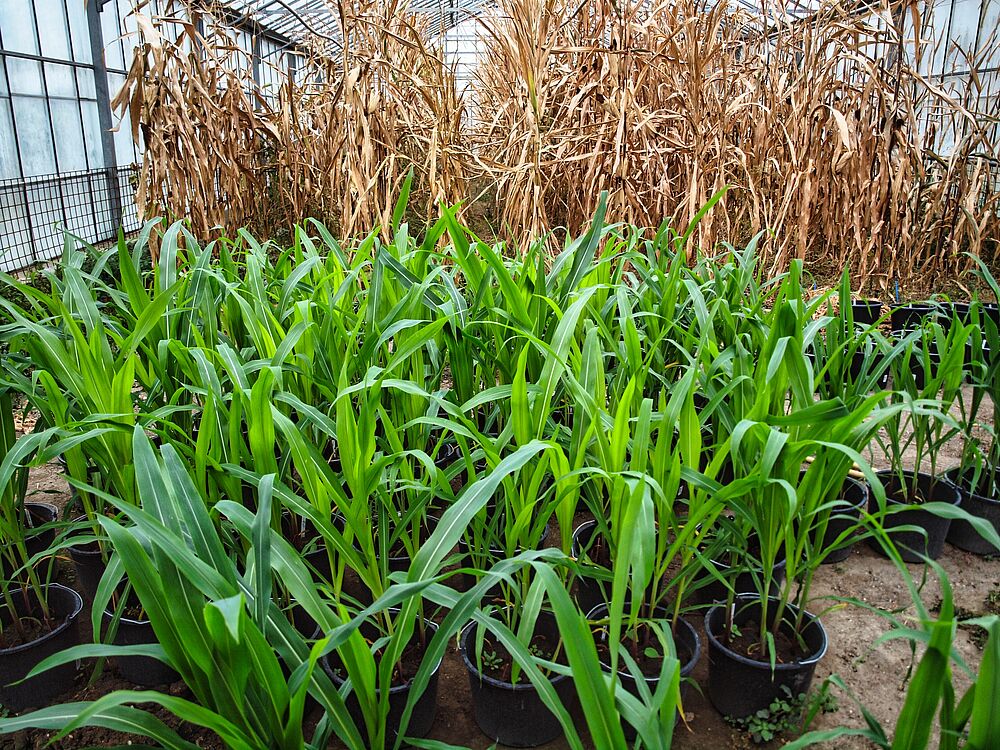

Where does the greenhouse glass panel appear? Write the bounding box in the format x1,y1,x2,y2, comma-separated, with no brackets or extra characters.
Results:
45,63,76,99
10,96,56,176
948,0,982,57
50,100,87,172
66,0,93,64
6,57,44,97
76,68,96,100
0,99,19,180
36,0,72,61
80,100,103,168
0,0,40,55
101,0,126,70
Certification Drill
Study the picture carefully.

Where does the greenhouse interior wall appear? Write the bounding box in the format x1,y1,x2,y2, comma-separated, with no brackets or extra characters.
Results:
0,0,997,274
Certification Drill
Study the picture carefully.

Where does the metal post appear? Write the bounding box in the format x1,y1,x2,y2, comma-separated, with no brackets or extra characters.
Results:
87,0,122,233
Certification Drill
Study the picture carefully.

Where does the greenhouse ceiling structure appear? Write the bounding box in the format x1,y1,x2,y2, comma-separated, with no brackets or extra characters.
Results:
0,0,996,272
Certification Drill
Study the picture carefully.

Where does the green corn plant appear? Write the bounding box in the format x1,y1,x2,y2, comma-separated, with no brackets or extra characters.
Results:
0,390,55,640
879,317,972,495
957,258,1000,497
0,428,549,749
705,261,894,652
784,560,1000,750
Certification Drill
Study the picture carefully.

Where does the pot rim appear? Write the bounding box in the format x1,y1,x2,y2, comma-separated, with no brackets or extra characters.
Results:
585,603,701,680
570,519,602,563
460,520,552,559
875,469,961,507
322,614,443,696
459,615,570,692
0,583,84,657
703,594,828,671
943,466,1000,507
102,604,152,627
24,501,59,518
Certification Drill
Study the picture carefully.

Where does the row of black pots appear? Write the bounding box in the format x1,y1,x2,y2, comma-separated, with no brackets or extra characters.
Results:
849,298,1000,337
871,469,1000,562
456,598,826,746
888,301,1000,333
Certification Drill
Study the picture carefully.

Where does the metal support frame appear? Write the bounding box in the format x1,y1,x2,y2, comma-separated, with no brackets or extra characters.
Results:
86,0,123,231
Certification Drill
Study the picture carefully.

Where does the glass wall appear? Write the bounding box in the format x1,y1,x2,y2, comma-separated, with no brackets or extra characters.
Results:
0,0,295,271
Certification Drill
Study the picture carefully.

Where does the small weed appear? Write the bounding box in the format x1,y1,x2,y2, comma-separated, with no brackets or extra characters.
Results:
725,683,838,744
480,649,503,672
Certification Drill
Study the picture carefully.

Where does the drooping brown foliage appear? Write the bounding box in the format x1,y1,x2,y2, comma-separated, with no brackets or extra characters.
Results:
117,0,999,290
472,0,1000,288
115,0,468,241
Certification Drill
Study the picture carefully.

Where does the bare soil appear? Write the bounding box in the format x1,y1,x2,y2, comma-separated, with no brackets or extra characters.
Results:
8,388,1000,748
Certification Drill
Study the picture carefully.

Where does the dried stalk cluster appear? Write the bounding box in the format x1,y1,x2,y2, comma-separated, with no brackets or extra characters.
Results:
116,0,467,240
118,0,998,288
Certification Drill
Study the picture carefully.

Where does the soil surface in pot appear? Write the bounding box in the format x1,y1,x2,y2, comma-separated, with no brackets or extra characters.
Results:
0,613,51,649
476,631,565,684
722,620,810,664
595,624,695,678
327,634,431,687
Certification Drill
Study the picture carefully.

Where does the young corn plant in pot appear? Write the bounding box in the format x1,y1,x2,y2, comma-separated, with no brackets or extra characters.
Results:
0,405,83,712
875,319,972,562
566,352,712,729
0,427,511,749
454,395,581,748
703,268,891,720
948,262,1000,555
0,256,182,600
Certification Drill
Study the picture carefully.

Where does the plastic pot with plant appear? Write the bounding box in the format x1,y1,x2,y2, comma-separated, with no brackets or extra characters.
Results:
0,395,83,711
875,319,972,561
949,266,1000,555
703,271,890,718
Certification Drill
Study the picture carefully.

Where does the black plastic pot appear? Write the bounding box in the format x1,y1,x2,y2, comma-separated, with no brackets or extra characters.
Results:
1,503,58,582
102,606,179,686
692,534,787,604
589,604,700,738
69,540,108,602
321,614,441,742
944,467,1000,556
459,522,551,593
819,477,868,564
460,611,576,747
571,520,610,614
0,583,84,711
850,299,883,326
891,303,935,333
704,594,828,718
870,470,960,562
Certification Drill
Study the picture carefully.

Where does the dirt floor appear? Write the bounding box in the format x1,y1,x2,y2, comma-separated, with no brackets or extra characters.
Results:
7,389,1000,749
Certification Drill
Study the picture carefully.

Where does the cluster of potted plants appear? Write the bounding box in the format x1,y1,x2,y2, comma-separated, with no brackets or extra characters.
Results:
0,197,998,748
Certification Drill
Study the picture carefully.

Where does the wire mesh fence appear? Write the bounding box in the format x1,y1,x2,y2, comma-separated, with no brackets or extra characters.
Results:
0,166,141,274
